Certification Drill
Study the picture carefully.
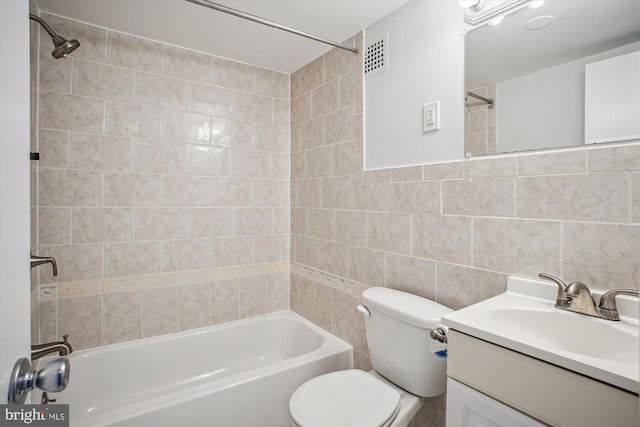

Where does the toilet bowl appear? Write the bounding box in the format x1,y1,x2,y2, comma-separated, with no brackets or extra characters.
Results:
288,287,453,427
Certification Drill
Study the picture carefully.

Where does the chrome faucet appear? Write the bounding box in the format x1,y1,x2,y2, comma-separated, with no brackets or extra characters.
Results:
538,273,639,321
30,254,58,276
31,335,73,361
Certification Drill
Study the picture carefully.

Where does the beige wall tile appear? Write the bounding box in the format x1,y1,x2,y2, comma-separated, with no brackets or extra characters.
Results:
135,208,187,240
517,173,629,222
59,295,102,350
436,263,507,310
272,152,290,180
238,276,265,319
390,166,423,182
40,14,107,63
273,207,290,234
273,99,290,126
164,45,211,84
39,207,72,245
307,209,333,240
135,72,188,110
334,210,366,246
133,140,185,175
563,222,639,289
178,283,210,331
351,183,389,211
318,241,349,279
517,150,586,176
186,144,230,177
385,254,436,300
320,177,351,210
232,149,271,178
633,172,640,223
293,236,319,267
39,168,103,206
442,177,514,217
72,207,133,243
291,93,311,125
69,133,131,172
324,107,354,144
291,152,306,180
311,80,339,118
40,91,104,133
473,218,561,277
210,117,254,148
412,214,471,265
314,283,333,331
72,59,134,102
162,175,210,207
390,181,440,213
266,273,289,312
588,144,640,172
366,212,410,254
210,178,253,206
332,289,355,343
255,124,289,152
255,68,289,99
107,31,163,73
104,172,161,207
332,140,361,177
291,208,307,236
38,243,103,283
423,161,464,180
297,277,315,321
348,246,385,287
39,50,71,93
104,241,162,278
188,83,238,119
105,101,162,139
103,291,142,345
306,146,333,178
210,279,239,324
38,130,69,168
291,57,323,99
38,300,58,344
188,208,233,238
163,110,212,145
142,287,177,337
212,57,255,92
325,45,354,82
210,236,253,267
254,234,289,263
294,117,324,151
466,156,516,178
233,207,272,235
162,239,209,272
253,180,289,207
237,93,273,124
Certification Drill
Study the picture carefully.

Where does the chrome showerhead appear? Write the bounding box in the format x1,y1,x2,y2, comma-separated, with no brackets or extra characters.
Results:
51,35,81,58
29,14,81,59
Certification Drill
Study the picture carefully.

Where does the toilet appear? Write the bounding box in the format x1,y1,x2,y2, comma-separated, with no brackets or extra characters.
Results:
288,287,453,427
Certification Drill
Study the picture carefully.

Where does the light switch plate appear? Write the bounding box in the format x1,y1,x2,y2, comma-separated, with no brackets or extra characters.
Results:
423,101,440,132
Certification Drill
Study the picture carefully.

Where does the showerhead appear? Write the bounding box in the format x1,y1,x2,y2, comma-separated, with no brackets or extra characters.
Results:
51,35,81,58
29,14,81,59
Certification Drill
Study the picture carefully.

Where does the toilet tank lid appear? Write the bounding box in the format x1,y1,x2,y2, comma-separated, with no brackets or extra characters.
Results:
361,287,453,329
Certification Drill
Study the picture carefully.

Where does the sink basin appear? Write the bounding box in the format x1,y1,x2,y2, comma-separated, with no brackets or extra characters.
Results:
489,307,638,366
442,276,639,393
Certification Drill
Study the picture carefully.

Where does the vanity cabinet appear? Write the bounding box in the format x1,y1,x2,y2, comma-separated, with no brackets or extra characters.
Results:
446,330,639,427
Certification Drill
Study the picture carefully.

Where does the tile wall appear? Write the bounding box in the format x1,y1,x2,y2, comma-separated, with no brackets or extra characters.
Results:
465,85,496,156
289,34,640,427
32,14,290,349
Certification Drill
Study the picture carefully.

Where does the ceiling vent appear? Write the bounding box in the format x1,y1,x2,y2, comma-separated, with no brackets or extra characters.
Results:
364,32,388,78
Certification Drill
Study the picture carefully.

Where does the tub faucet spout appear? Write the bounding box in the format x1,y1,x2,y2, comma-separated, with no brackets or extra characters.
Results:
30,254,58,277
31,335,73,361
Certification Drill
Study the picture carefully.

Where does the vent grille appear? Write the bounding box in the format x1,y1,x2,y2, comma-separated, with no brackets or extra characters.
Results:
364,35,388,77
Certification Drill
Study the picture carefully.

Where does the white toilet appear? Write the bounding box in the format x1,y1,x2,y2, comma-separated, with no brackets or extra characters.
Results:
288,287,453,427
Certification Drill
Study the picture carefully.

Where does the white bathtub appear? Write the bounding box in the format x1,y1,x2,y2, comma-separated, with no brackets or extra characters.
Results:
36,311,352,427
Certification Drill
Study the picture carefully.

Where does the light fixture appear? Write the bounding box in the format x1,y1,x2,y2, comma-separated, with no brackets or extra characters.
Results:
528,0,545,8
462,0,534,27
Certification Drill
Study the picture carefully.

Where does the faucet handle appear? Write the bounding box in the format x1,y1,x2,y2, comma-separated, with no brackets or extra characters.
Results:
538,273,571,303
597,289,639,321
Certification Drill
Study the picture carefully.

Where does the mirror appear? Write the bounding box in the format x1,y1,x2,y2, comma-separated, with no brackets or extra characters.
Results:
464,0,640,156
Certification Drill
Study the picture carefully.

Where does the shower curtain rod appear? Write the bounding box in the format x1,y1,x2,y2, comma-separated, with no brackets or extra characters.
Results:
185,0,359,54
466,91,494,109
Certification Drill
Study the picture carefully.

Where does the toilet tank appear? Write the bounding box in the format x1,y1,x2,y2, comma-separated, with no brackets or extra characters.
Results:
361,287,453,397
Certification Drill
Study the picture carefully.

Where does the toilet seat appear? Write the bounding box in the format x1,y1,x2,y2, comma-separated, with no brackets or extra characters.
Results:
289,369,401,427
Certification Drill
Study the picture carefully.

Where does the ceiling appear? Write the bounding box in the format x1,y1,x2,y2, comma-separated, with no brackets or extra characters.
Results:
35,0,411,73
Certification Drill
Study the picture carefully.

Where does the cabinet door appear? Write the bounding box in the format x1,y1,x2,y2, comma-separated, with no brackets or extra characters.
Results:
446,378,546,427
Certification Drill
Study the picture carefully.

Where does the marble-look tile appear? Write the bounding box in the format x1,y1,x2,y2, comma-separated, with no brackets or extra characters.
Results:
588,143,640,172
563,222,639,289
38,300,58,344
517,173,629,222
314,283,333,331
68,133,131,172
39,50,71,93
132,140,185,175
253,180,289,207
39,168,103,206
164,45,211,84
187,208,233,238
39,207,72,245
466,156,516,178
318,241,349,279
348,246,385,287
135,208,187,241
104,241,163,278
163,110,212,145
161,176,210,207
210,117,254,149
186,144,230,177
107,31,163,73
423,161,465,180
142,287,177,337
333,210,366,246
104,172,161,207
319,176,351,210
254,124,289,152
324,107,354,144
135,72,188,110
306,145,333,178
38,244,103,283
390,181,440,213
390,166,423,182
517,150,586,176
293,117,324,151
273,99,290,126
255,68,289,99
72,207,133,243
324,44,354,82
291,93,311,125
332,140,362,177
188,83,239,120
385,254,436,300
366,212,410,254
38,130,69,168
162,239,209,272
209,236,253,267
210,280,239,324
291,56,323,99
273,207,290,234
237,92,273,124
436,263,507,310
311,80,339,118
103,291,142,345
212,57,255,92
332,289,355,343
306,209,333,240
633,172,640,223
58,295,102,350
238,276,265,319
412,214,472,265
473,218,561,277
210,178,253,206
442,177,514,217
233,207,272,235
72,59,134,102
266,273,289,313
178,283,210,331
254,234,289,263
351,182,389,211
105,101,162,140
231,149,272,178
293,236,319,267
40,91,104,133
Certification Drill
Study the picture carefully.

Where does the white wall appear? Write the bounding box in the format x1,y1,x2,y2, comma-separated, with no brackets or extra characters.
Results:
497,42,640,153
364,0,465,169
0,0,32,404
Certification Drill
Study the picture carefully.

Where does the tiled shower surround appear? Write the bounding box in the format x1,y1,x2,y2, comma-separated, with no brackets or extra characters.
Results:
32,13,290,349
31,12,639,427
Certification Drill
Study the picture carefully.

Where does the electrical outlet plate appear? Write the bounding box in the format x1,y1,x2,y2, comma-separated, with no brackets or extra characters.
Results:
423,101,440,132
